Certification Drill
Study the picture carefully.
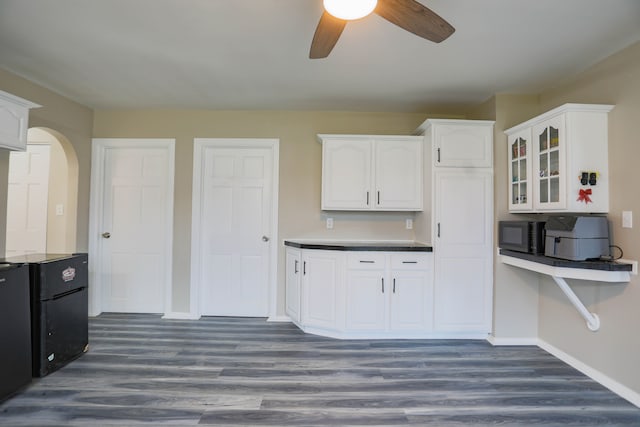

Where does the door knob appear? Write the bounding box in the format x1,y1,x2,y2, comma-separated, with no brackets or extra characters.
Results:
102,232,111,239
262,236,270,242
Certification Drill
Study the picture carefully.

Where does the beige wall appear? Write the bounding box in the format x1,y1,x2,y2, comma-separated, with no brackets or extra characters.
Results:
467,94,543,341
0,68,93,254
92,109,465,313
533,42,640,393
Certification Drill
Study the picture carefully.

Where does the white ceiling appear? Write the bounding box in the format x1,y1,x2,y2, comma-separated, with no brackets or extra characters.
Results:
1,0,639,112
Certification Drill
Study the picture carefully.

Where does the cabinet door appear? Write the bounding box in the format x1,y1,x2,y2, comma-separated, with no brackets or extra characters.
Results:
507,129,533,211
0,97,31,151
374,138,423,210
433,170,493,334
301,251,342,330
389,269,432,331
434,123,493,167
533,115,566,210
285,247,302,323
321,139,372,210
345,252,387,331
345,270,387,331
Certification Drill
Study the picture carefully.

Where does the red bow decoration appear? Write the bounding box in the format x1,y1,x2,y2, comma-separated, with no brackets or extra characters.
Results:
577,188,592,204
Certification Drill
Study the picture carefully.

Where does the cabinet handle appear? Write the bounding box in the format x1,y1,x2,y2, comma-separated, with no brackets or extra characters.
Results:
393,278,396,293
437,223,441,238
381,278,385,293
437,147,441,163
359,260,375,264
377,191,380,205
402,261,417,264
294,260,299,274
366,191,370,206
303,261,306,275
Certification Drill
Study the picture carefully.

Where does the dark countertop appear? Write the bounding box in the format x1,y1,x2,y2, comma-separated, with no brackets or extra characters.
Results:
0,253,88,264
284,240,433,252
500,249,632,272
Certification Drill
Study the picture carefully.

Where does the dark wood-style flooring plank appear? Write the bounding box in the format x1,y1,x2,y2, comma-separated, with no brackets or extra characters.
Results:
0,313,638,426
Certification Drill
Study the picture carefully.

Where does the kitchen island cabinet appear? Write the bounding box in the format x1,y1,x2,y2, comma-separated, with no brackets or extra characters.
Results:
284,240,435,339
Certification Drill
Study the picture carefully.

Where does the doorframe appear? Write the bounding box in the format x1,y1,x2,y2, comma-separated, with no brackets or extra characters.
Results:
190,138,279,320
88,138,176,317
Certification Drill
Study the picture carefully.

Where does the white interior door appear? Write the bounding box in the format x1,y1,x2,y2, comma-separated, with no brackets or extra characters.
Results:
5,144,50,256
192,139,278,317
91,139,175,314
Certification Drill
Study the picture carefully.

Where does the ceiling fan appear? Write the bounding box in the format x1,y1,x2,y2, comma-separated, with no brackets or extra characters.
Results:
310,0,455,59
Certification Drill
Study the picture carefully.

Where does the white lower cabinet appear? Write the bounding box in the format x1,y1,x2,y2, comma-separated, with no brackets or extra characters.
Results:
285,247,302,324
345,253,387,331
389,255,434,332
345,252,434,334
285,244,434,338
300,249,344,332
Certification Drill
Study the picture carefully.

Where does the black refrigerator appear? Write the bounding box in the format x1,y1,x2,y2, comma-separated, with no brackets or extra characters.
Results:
0,263,31,401
2,253,89,377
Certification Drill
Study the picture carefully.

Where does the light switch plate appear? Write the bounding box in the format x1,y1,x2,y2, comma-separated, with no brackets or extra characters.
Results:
405,219,413,230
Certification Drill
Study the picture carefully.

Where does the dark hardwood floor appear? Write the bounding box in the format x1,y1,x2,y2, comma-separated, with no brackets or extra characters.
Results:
1,313,639,426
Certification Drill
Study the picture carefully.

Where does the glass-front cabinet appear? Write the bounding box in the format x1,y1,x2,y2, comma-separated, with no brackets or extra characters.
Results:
504,104,613,213
533,115,565,210
507,129,532,211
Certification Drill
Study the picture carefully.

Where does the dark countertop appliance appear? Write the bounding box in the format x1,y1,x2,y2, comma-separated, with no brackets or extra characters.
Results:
0,263,31,401
498,220,546,254
1,253,89,377
544,216,610,261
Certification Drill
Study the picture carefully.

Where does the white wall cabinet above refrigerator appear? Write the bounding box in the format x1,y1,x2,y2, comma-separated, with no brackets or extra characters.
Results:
0,90,40,151
415,119,495,337
416,119,494,168
318,134,423,211
505,103,614,213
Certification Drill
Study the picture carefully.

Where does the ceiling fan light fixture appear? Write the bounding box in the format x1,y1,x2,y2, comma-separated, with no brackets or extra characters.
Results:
323,0,378,20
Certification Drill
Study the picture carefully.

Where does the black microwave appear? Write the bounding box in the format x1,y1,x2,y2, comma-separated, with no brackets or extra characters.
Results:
498,221,546,254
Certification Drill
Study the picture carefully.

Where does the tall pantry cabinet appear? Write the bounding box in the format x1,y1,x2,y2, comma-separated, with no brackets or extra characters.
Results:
416,119,494,337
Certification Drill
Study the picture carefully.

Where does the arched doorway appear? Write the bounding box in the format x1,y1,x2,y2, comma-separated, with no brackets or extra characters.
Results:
5,127,79,256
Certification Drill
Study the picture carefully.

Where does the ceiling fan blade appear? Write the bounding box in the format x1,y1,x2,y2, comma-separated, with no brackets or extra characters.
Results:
375,0,455,43
309,11,347,59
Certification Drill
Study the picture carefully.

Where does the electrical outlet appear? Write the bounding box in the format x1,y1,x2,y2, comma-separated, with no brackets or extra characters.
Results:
55,204,64,216
326,217,334,229
405,219,413,230
622,211,633,228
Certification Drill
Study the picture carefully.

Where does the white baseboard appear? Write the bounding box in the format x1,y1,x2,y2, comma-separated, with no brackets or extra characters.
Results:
162,312,200,320
538,338,640,408
267,315,292,323
487,335,538,346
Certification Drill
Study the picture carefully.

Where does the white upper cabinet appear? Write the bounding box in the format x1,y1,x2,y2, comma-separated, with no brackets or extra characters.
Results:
0,90,40,151
416,119,494,168
505,103,613,213
319,135,423,211
507,128,534,211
